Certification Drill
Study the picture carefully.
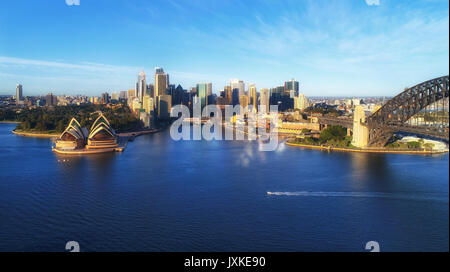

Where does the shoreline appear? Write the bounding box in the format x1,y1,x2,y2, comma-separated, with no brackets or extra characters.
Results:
0,121,20,124
285,141,449,155
12,127,163,139
12,130,60,138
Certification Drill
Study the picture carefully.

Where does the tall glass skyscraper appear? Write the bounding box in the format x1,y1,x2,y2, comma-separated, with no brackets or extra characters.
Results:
248,83,257,108
231,79,245,97
16,84,23,104
196,83,208,111
155,67,168,97
284,79,299,96
136,70,146,103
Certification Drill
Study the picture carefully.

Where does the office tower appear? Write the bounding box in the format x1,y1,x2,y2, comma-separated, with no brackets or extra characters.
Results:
146,84,154,97
224,85,232,105
294,93,309,111
231,79,245,97
143,95,154,115
206,83,212,97
260,88,270,113
173,84,185,105
16,84,23,103
205,83,213,105
101,92,110,104
231,88,240,106
196,83,208,111
119,91,127,101
285,79,299,96
248,83,257,108
158,95,172,120
140,111,152,128
239,95,249,109
111,92,119,102
128,89,136,98
155,67,168,97
167,84,176,96
46,93,57,106
136,70,146,103
131,97,141,113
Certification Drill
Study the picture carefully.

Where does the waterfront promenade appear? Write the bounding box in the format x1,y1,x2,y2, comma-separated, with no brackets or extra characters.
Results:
286,141,449,155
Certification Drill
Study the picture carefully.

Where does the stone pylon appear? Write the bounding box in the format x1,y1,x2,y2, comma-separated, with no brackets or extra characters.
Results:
352,105,369,148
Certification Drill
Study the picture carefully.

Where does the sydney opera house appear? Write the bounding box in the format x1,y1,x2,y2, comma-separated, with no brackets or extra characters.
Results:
53,113,121,154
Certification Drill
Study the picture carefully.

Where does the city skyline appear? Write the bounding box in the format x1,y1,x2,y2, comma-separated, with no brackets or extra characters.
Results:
0,0,448,97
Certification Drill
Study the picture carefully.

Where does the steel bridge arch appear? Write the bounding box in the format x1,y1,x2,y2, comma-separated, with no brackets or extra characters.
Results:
366,75,449,146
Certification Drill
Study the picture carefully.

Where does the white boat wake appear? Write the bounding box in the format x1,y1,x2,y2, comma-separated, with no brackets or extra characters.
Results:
267,191,448,202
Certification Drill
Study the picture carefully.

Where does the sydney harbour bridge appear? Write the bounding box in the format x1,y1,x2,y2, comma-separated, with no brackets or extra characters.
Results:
318,75,449,147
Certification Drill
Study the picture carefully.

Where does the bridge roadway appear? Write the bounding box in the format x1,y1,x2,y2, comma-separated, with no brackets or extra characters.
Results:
318,116,449,141
317,116,353,128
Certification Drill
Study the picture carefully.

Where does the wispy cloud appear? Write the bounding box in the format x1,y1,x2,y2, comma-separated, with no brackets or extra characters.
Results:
0,56,229,94
365,0,380,6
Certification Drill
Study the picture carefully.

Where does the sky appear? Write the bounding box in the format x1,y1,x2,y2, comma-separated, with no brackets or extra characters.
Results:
0,0,448,97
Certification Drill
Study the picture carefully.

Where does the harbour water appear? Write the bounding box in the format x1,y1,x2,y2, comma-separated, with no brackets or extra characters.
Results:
0,123,448,251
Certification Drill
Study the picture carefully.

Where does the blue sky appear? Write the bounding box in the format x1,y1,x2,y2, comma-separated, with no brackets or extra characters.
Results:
0,0,448,96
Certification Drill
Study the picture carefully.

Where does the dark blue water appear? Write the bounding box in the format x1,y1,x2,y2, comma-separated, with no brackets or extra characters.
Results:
0,123,448,251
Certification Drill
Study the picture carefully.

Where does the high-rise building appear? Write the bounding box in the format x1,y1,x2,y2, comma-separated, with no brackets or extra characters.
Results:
173,84,185,106
143,95,154,119
155,67,168,98
260,88,270,113
146,84,154,97
196,83,208,111
128,89,136,98
119,91,127,101
206,83,212,97
248,83,257,108
16,84,23,104
101,92,110,104
46,93,57,106
231,79,245,97
285,79,299,96
111,92,119,102
239,95,249,109
158,95,172,120
136,70,146,103
132,97,142,113
294,93,309,111
224,85,232,105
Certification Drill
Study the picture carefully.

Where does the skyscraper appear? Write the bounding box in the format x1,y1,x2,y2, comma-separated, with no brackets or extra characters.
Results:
248,83,257,109
128,89,136,98
119,91,128,101
285,79,299,96
260,88,270,113
239,95,249,109
158,95,172,120
46,93,57,106
136,70,146,103
231,79,245,97
206,83,212,97
155,67,168,97
224,85,232,105
16,84,23,104
196,83,208,111
111,92,119,102
294,93,309,111
143,95,154,115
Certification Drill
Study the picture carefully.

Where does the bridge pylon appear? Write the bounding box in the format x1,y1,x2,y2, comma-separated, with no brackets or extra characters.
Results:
352,105,369,148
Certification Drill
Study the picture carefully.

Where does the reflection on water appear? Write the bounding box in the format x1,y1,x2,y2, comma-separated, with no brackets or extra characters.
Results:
56,152,117,183
349,152,391,184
